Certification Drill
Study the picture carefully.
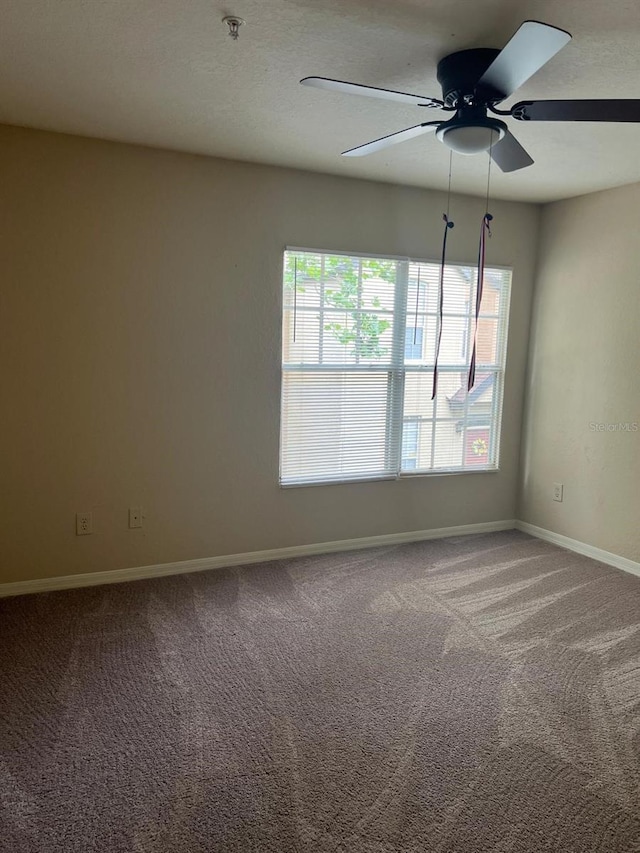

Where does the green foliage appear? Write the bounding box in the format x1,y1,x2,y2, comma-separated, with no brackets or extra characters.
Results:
285,252,395,360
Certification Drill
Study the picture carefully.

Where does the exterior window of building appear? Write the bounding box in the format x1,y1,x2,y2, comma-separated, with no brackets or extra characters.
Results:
280,249,511,486
404,326,423,360
401,420,420,470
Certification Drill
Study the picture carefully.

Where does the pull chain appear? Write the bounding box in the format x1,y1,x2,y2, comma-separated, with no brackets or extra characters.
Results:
469,138,495,391
447,148,453,219
484,133,494,216
432,150,455,400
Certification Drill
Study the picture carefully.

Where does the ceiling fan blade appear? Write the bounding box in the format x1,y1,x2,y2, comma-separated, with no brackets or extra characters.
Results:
490,130,534,172
477,21,571,101
301,77,443,108
342,122,441,157
512,99,640,122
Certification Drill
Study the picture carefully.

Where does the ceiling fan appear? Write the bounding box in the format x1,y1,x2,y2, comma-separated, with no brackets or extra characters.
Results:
301,20,640,172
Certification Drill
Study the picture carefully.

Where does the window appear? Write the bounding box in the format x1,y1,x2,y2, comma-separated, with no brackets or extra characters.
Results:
280,249,511,486
401,420,419,470
404,326,423,360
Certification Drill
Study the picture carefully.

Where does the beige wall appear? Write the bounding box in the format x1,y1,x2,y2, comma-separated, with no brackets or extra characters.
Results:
519,182,640,561
0,124,540,584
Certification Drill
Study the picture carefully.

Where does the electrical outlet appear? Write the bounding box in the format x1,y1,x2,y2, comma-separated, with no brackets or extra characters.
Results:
76,512,92,535
553,483,564,502
129,507,143,529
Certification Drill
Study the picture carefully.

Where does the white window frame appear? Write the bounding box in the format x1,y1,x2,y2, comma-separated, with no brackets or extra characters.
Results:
280,246,511,487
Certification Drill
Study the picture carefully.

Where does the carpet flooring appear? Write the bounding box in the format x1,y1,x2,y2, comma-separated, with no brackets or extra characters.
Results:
1,530,640,852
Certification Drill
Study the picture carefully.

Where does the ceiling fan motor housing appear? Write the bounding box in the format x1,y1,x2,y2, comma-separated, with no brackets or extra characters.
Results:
436,48,502,107
435,48,508,154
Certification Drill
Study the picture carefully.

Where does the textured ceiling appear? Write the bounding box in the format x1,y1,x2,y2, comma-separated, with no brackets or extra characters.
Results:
2,0,640,202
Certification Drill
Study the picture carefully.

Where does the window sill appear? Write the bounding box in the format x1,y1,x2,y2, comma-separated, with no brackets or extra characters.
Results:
280,467,500,489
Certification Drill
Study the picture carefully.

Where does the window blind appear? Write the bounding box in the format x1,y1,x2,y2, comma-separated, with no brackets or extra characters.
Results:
280,249,511,487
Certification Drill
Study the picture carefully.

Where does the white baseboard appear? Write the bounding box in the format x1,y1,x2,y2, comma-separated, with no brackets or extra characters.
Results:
0,519,516,598
515,520,640,579
6,520,638,599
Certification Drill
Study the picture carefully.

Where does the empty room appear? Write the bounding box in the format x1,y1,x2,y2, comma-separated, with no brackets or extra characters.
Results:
1,1,639,851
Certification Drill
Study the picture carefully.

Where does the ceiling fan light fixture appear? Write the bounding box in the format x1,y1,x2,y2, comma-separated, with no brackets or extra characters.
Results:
437,120,506,155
